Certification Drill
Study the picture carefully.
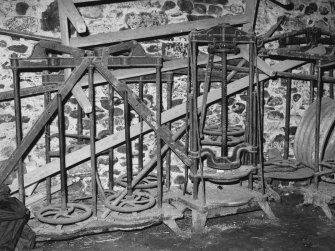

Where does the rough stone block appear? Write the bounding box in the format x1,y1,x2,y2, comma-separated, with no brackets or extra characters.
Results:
208,5,223,15
16,2,29,15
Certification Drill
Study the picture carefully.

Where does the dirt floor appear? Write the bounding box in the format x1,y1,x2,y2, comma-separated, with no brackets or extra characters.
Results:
33,190,335,251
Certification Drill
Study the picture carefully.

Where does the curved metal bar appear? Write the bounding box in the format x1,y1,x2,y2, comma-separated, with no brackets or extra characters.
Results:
200,144,256,170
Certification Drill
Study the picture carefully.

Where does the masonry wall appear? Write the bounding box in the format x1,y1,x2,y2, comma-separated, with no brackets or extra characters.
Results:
0,0,334,196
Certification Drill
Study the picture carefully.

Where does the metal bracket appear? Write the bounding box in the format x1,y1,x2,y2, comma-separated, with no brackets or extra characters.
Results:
200,144,256,170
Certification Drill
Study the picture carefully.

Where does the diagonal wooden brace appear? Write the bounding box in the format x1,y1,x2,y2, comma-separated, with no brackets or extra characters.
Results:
58,0,87,33
243,0,259,31
93,60,192,167
58,0,91,114
0,58,91,185
239,45,276,77
72,84,92,114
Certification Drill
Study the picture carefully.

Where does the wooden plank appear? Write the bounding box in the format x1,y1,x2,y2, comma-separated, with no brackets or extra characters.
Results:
0,59,91,186
72,84,92,113
8,46,326,193
59,0,87,33
69,15,251,47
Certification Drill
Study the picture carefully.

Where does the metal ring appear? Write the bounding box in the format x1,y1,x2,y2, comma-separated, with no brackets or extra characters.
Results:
104,191,156,213
294,98,335,168
35,203,92,225
116,173,158,189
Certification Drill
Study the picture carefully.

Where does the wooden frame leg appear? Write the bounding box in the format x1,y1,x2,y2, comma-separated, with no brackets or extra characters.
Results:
192,210,208,234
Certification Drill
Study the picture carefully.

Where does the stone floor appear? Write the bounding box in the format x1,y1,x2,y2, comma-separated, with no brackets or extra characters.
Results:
33,189,335,251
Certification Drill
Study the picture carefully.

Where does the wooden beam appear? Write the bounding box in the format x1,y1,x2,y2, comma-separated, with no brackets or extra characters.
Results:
69,15,251,47
8,46,326,193
244,0,259,30
58,0,87,33
72,84,92,113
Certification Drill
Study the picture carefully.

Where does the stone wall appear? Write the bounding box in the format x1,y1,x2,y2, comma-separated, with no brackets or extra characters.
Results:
257,0,335,156
0,0,334,194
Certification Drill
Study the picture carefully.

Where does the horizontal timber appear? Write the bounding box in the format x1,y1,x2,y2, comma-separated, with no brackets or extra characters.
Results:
69,15,251,48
